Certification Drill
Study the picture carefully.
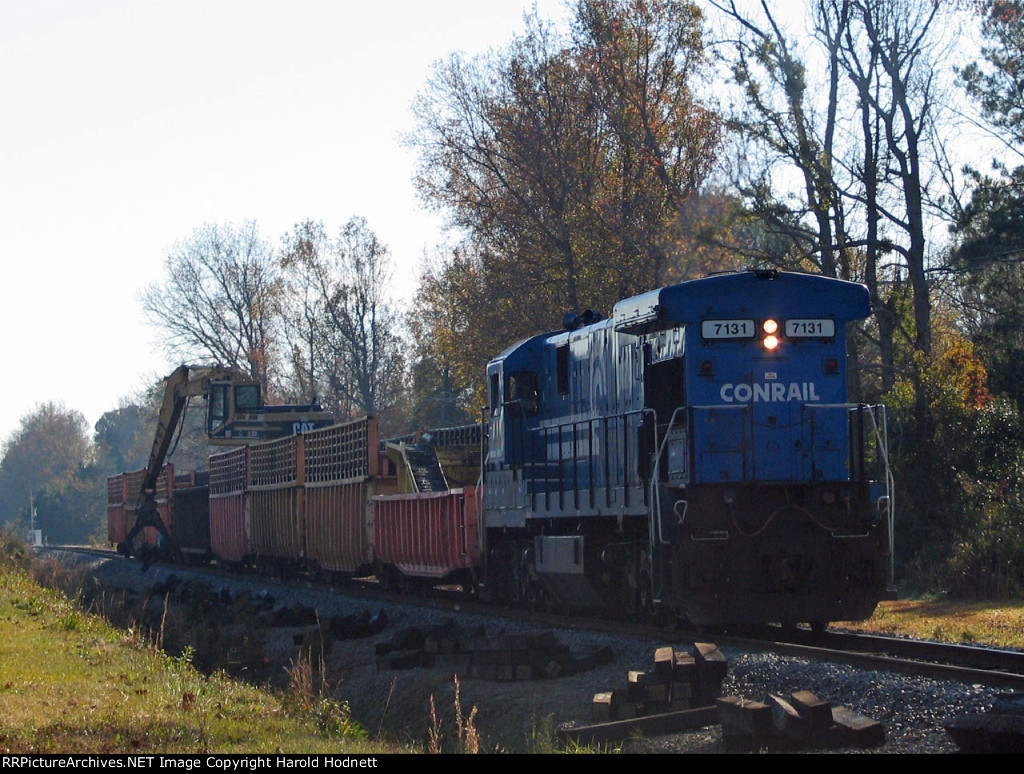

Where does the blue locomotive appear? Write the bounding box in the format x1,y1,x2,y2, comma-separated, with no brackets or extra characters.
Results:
483,269,894,628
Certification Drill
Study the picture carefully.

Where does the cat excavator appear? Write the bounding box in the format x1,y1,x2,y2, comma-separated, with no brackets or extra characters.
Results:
124,364,335,563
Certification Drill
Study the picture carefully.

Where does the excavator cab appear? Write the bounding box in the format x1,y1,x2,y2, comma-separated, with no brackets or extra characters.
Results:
204,374,335,444
206,378,263,441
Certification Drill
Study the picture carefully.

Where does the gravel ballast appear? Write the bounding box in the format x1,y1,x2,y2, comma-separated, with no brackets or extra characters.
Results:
46,550,1006,753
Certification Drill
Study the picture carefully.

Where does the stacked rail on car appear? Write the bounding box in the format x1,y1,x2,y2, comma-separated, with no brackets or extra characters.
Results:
112,417,401,575
108,417,482,588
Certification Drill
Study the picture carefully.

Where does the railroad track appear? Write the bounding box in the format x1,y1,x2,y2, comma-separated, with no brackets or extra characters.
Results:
39,544,1024,691
733,625,1024,691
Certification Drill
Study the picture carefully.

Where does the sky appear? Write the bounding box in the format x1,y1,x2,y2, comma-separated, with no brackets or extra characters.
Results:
0,0,572,447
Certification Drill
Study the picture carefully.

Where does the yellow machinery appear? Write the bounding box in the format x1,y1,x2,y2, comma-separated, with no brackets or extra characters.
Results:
125,364,335,560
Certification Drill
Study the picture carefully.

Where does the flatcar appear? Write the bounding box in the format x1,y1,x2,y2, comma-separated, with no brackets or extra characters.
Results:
108,269,894,629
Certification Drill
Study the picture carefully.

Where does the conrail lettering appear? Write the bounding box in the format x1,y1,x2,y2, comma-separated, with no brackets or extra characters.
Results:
720,382,821,403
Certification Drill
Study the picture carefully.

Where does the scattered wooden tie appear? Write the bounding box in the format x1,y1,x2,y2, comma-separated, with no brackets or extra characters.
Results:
559,642,885,751
718,690,883,751
374,620,613,680
559,642,727,747
944,692,1024,753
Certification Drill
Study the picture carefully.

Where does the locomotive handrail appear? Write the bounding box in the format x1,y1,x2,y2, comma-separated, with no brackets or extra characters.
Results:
508,408,654,516
659,401,893,537
801,403,893,481
648,403,754,547
864,405,895,585
801,403,896,580
649,405,685,547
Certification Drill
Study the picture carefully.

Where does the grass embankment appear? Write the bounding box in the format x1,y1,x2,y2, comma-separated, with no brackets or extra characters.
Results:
0,545,409,754
842,599,1024,648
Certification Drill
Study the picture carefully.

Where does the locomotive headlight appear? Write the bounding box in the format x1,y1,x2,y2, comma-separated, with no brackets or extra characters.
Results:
762,319,780,350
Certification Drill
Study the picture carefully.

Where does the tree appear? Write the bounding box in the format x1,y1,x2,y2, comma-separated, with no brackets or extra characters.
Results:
844,0,949,361
407,246,496,423
710,0,852,276
409,0,720,338
573,0,721,286
711,0,965,401
960,0,1024,151
952,1,1024,411
0,403,98,541
142,221,281,386
30,477,104,546
93,402,150,476
883,322,1024,596
412,16,611,316
710,0,899,403
279,218,407,429
277,220,336,406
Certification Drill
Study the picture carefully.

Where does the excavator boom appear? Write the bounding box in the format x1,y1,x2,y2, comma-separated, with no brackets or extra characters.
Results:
124,364,335,563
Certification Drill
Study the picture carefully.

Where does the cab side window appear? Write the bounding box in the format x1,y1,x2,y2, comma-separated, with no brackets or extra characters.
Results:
490,373,501,415
556,344,569,396
507,370,539,416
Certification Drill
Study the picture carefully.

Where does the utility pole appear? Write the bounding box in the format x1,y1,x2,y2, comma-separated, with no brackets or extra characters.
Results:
27,491,41,546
